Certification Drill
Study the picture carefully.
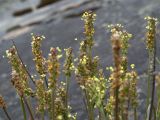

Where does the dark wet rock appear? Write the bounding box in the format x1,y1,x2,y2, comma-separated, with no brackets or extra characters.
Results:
13,8,33,17
63,1,101,19
0,0,90,37
12,0,61,17
0,0,160,120
37,0,61,8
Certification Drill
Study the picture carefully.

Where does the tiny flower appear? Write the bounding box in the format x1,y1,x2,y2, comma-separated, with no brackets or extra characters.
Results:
131,64,135,69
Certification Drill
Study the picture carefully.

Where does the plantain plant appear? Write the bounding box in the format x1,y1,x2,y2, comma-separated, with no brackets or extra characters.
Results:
0,11,159,120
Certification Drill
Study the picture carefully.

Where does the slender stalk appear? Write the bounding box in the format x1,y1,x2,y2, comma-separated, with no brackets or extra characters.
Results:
134,108,137,120
156,85,160,119
3,107,12,120
11,40,35,85
20,97,27,120
27,97,34,120
85,93,90,119
64,76,71,120
51,87,56,120
65,76,69,107
148,33,156,120
44,76,48,88
83,94,89,114
147,75,151,108
42,110,45,120
23,96,34,120
88,104,94,120
156,100,160,119
125,84,131,120
99,104,106,120
124,103,129,120
85,90,94,120
115,86,120,120
80,87,89,119
153,106,156,120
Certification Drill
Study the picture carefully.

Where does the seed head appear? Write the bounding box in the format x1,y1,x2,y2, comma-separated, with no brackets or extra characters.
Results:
145,16,158,52
6,46,29,96
0,96,6,108
31,34,46,79
63,47,74,77
36,80,47,112
81,11,96,51
47,47,61,89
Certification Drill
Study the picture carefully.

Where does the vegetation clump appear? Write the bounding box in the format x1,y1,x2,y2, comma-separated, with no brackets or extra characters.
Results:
0,11,160,120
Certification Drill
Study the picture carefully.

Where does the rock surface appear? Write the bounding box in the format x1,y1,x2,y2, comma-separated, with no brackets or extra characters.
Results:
0,0,160,119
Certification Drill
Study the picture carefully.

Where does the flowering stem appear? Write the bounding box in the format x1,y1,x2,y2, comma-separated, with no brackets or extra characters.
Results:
65,76,70,120
51,87,56,120
3,107,12,120
84,89,94,120
99,104,106,120
11,40,36,85
111,32,121,120
79,87,89,118
88,104,94,120
148,31,156,120
156,100,160,119
144,17,157,120
23,96,35,120
115,86,120,120
148,49,156,120
134,108,137,120
44,76,48,88
83,89,90,116
124,85,130,120
20,97,27,120
42,110,45,120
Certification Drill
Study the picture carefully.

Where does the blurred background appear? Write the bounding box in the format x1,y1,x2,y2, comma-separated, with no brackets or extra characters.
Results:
0,0,160,119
